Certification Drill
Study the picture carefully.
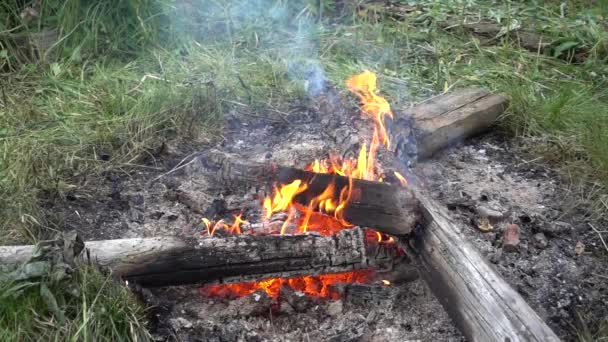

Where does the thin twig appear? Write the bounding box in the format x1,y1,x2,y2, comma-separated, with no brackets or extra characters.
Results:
593,273,608,280
0,82,7,109
589,223,608,253
150,151,202,183
237,74,253,104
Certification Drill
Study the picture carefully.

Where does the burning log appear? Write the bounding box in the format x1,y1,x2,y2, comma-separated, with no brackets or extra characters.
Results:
198,150,420,236
0,228,403,288
389,88,508,160
410,191,560,342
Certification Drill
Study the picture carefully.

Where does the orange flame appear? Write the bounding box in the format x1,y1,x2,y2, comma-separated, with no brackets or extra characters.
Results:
199,71,406,300
393,171,408,187
202,215,249,236
346,71,393,148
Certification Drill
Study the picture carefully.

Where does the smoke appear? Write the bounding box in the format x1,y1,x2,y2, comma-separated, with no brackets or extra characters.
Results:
177,0,327,97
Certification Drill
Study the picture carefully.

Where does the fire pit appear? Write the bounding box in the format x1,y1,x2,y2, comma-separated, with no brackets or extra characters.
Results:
0,72,562,341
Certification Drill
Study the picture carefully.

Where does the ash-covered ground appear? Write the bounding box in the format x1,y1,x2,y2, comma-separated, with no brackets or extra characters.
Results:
40,86,607,341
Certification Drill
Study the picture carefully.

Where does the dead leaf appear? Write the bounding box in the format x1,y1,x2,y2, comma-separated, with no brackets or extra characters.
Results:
575,241,585,255
478,217,494,232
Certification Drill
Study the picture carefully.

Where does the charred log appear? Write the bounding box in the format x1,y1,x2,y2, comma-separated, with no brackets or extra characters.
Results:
119,227,401,287
0,228,404,287
197,150,420,236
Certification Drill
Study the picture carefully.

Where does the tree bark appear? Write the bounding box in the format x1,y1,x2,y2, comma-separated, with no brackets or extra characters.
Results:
0,236,187,268
410,190,560,342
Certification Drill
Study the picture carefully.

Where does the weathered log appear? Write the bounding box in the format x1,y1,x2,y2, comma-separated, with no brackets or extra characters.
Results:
390,88,508,160
1,228,403,287
0,236,187,268
410,191,560,342
198,150,420,236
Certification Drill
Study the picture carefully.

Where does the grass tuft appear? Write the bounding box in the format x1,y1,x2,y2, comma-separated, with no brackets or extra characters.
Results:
0,265,150,341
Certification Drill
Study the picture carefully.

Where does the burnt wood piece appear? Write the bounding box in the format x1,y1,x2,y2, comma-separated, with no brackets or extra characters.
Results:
0,228,402,287
199,150,420,236
410,191,560,342
389,88,508,160
120,227,399,287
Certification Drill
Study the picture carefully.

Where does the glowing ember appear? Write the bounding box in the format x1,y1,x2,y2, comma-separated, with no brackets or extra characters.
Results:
200,270,375,300
382,280,391,286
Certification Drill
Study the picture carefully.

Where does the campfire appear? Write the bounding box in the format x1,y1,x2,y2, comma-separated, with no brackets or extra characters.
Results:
198,71,406,300
2,73,562,340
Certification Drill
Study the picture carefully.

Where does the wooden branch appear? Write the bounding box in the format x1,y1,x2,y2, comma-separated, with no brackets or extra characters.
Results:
440,21,552,53
199,150,420,236
390,88,508,159
410,191,560,342
0,237,186,268
1,228,403,288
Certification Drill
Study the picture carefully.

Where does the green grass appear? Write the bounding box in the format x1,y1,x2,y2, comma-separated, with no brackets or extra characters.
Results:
0,265,150,341
1,0,607,340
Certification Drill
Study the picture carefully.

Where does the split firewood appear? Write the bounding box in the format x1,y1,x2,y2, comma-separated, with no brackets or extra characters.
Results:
389,88,508,160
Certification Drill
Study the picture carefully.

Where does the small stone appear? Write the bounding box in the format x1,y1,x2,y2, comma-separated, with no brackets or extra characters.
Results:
533,233,548,249
502,224,520,252
169,317,193,330
279,285,313,312
575,241,585,255
476,206,504,221
327,300,343,316
225,290,274,317
540,221,572,237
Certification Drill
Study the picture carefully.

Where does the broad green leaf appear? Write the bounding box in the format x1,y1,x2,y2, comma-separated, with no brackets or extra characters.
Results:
553,41,579,57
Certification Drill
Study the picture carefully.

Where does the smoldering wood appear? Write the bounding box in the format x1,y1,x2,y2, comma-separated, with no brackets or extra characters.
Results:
0,228,403,287
119,227,401,287
410,191,560,342
389,88,508,160
199,149,420,236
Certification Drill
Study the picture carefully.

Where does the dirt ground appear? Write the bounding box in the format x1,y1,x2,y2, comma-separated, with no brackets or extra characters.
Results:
40,87,608,341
